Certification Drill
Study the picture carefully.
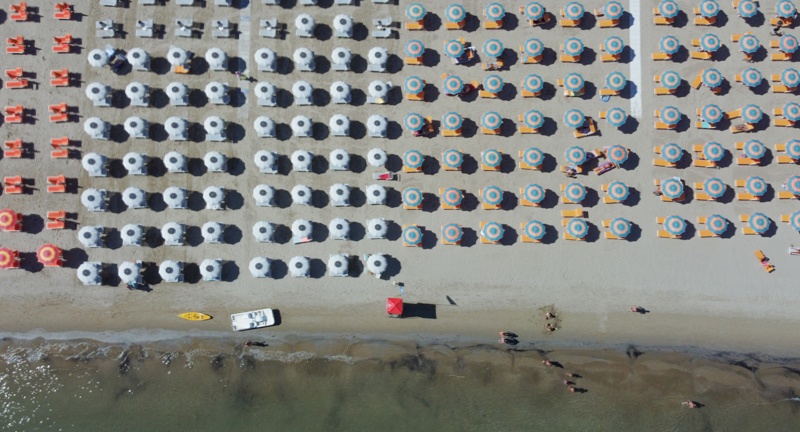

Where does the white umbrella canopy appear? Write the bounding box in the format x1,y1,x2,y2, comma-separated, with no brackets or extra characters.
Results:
255,81,276,100
203,186,226,209
253,184,275,207
254,150,277,173
161,222,185,245
81,188,107,212
78,226,104,248
367,115,388,137
204,81,228,103
205,47,228,70
204,116,226,135
295,13,316,32
329,149,350,170
329,114,350,136
331,47,352,64
368,148,388,167
252,221,275,243
164,151,188,173
77,262,102,286
254,47,276,70
368,47,389,65
163,186,187,209
120,224,144,246
253,116,276,138
118,261,142,284
368,80,391,99
289,256,310,278
87,48,109,68
249,257,272,278
292,80,313,99
127,48,150,69
291,218,313,239
164,116,188,140
125,82,148,100
166,81,188,100
291,116,313,137
204,151,228,172
291,150,313,172
330,81,351,101
328,254,349,277
366,253,388,275
202,221,225,244
124,116,149,139
167,45,189,66
81,152,107,176
367,218,388,238
366,184,387,205
85,82,110,103
329,183,350,206
200,259,222,282
333,14,354,32
291,184,312,205
83,117,109,139
122,151,148,175
159,260,183,283
328,218,350,240
293,47,315,66
122,187,148,209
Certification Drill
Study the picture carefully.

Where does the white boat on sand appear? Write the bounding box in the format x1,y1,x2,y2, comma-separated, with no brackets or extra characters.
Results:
231,308,276,331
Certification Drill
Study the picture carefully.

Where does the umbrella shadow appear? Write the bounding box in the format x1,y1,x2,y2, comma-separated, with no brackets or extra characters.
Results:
460,192,479,212
105,229,122,249
583,222,600,243
221,261,239,282
401,303,437,319
223,225,242,245
619,116,639,134
63,248,88,269
348,221,366,241
539,117,558,136
539,189,559,209
145,227,164,248
719,219,736,239
425,13,442,31
421,193,439,212
103,263,121,287
672,46,690,63
622,187,641,207
420,227,437,250
308,258,326,279
501,191,517,211
580,188,600,208
498,83,517,101
499,118,516,137
499,225,518,245
183,263,201,284
540,152,558,173
620,81,637,100
422,156,440,175
625,222,642,241
499,154,516,173
270,260,288,280
385,221,402,241
459,227,478,247
540,224,558,244
620,151,639,170
460,153,478,174
579,13,597,30
185,226,203,247
142,262,162,285
312,221,329,242
579,48,597,65
712,11,729,27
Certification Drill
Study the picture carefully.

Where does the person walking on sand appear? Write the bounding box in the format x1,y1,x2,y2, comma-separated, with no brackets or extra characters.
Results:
546,323,556,332
546,312,555,320
542,360,554,367
682,400,699,408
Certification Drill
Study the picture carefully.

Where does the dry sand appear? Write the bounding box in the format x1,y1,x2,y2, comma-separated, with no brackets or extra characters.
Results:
1,1,800,356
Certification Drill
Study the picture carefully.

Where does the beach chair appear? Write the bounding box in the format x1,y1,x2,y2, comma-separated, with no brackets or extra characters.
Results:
598,19,619,28
10,3,28,21
442,128,462,137
691,51,713,60
695,16,716,25
5,79,28,90
754,250,775,273
479,89,498,99
481,126,500,136
406,90,425,101
405,56,423,66
652,52,672,61
47,184,66,193
4,68,22,79
405,20,424,31
4,176,23,194
693,159,717,168
561,208,585,219
777,191,795,199
51,148,69,159
574,118,598,138
402,163,423,174
736,192,760,201
599,88,620,97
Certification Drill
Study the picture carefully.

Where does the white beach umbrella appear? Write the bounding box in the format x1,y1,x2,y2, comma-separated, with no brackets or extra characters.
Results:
367,114,388,137
83,117,109,140
85,82,110,104
164,151,188,173
366,254,388,276
125,82,148,101
368,80,391,99
291,184,312,206
291,150,313,172
252,221,275,243
333,14,354,33
161,222,185,245
254,150,277,173
78,226,104,248
122,152,147,175
329,149,350,170
249,257,272,278
163,186,187,209
291,218,313,239
166,82,188,104
329,114,350,136
81,188,107,212
167,45,189,66
81,152,107,177
120,224,144,246
295,13,316,33
124,116,149,139
118,261,142,285
368,47,388,65
253,184,275,207
202,222,225,244
331,47,352,65
164,116,188,141
203,186,226,210
292,80,313,101
87,48,109,68
329,183,350,206
330,81,351,101
254,47,276,70
328,218,350,240
293,48,315,66
205,47,228,70
255,82,276,100
289,256,310,278
77,262,102,286
368,148,388,167
204,151,228,173
205,82,228,104
159,260,183,283
204,116,226,135
367,218,388,238
122,187,148,209
328,254,349,277
253,116,275,138
366,184,387,205
127,47,150,70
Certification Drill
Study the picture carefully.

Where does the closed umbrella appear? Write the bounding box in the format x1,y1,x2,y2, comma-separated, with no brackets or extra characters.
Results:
604,36,624,55
664,216,686,236
204,151,227,172
605,72,627,91
748,213,771,234
405,40,425,58
249,257,271,278
37,244,62,266
367,115,388,137
291,185,312,205
701,104,723,124
205,47,227,70
783,102,800,122
87,48,109,68
699,0,720,17
253,116,275,138
328,254,349,277
124,117,148,139
202,222,224,244
252,221,274,243
564,1,584,20
524,220,546,241
660,36,680,55
661,178,684,199
739,34,759,54
702,69,723,88
703,178,726,199
524,2,545,20
742,104,763,124
661,143,683,163
404,76,425,95
482,186,503,206
368,218,388,239
161,222,185,245
607,181,629,201
442,224,463,243
777,0,797,18
606,108,628,127
660,106,681,125
744,140,765,159
523,74,544,93
82,152,107,176
368,47,388,66
403,225,422,246
291,115,313,137
563,38,584,57
565,146,586,165
441,188,463,207
289,256,310,278
203,186,225,209
523,148,544,167
781,68,800,88
700,33,721,52
444,39,464,58
167,45,189,66
403,150,423,169
367,184,387,205
483,39,504,58
81,188,106,212
78,226,104,248
405,113,425,132
292,80,313,100
787,140,800,159
445,4,466,23
607,145,629,164
407,3,426,21
164,151,187,173
329,218,350,240
658,0,679,18
368,80,390,99
604,1,624,19
366,254,388,276
443,75,464,95
122,187,147,209
567,219,588,239
483,75,504,93
368,148,387,167
163,186,187,209
291,219,312,239
703,142,725,162
329,183,350,206
564,109,585,128
253,184,275,207
159,260,183,283
741,68,762,88
118,261,142,285
293,48,315,67
707,214,728,235
481,112,502,130
738,0,758,18
330,149,350,170
329,114,350,136
482,149,502,168
402,188,423,207
121,224,143,246
442,149,463,169
564,182,587,202
77,262,102,286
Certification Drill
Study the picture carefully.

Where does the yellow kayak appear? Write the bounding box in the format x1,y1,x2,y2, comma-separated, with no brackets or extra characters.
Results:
178,312,212,321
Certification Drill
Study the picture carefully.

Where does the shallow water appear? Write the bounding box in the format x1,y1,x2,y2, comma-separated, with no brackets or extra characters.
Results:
1,337,799,431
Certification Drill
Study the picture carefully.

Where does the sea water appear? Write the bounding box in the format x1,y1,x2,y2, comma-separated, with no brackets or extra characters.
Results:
1,336,799,432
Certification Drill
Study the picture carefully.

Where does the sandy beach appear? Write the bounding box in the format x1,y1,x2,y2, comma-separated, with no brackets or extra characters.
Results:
1,0,800,360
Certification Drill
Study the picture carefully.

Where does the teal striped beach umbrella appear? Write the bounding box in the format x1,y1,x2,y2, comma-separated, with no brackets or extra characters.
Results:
738,0,758,18
442,149,463,169
483,39,504,58
703,178,726,199
564,2,584,20
564,73,584,92
660,36,680,54
483,75,504,93
659,0,679,18
404,113,424,131
664,215,686,236
741,68,762,88
524,220,546,240
403,150,424,169
523,183,545,203
604,1,624,19
443,75,463,94
567,218,588,239
661,70,681,90
564,109,585,128
482,149,502,168
523,110,544,129
481,112,502,130
699,0,720,17
749,213,770,234
565,146,586,165
744,139,765,159
607,181,629,201
406,3,426,21
445,4,466,22
482,222,504,242
703,141,724,162
606,108,627,127
701,104,723,124
404,76,424,94
605,72,627,91
786,175,800,195
405,40,425,58
746,176,767,196
791,211,800,231
610,218,631,238
403,225,422,245
702,68,723,88
444,39,464,58
661,178,683,199
787,140,800,159
742,104,762,124
604,36,624,55
482,186,503,206
485,2,506,21
785,102,800,122
607,145,629,164
777,0,797,18
442,223,463,242
524,38,544,57
662,143,682,163
523,74,544,93
700,33,721,52
442,188,463,206
564,38,584,57
524,2,545,20
780,35,799,53
403,187,423,207
442,112,463,130
739,34,759,54
782,68,800,87
523,148,544,166
660,106,681,125
564,182,587,202
707,214,727,235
